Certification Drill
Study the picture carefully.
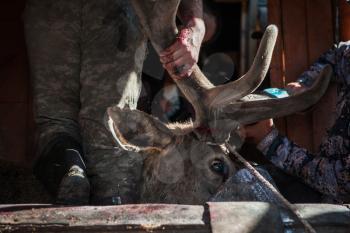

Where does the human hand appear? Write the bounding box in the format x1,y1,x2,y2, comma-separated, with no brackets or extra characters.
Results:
160,19,205,78
243,119,274,144
285,82,308,95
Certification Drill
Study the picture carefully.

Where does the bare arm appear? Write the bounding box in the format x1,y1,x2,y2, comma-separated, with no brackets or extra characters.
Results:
160,0,205,78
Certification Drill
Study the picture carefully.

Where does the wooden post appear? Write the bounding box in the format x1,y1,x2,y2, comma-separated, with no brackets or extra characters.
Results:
340,0,350,40
307,0,337,151
268,0,337,151
280,0,314,150
268,0,287,134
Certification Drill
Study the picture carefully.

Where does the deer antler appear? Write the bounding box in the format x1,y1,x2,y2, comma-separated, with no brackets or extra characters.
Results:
131,0,331,144
131,0,213,128
217,65,332,125
207,25,278,107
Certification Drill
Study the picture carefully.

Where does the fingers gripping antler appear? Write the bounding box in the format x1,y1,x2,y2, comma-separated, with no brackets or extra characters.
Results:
131,0,214,128
131,0,279,142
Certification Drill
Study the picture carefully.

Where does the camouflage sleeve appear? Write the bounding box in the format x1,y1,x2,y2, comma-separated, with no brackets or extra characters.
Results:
257,128,350,202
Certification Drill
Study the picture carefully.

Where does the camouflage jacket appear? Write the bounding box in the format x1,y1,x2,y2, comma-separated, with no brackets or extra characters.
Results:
257,41,350,203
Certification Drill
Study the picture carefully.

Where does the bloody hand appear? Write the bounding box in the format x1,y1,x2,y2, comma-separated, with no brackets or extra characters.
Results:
160,23,204,78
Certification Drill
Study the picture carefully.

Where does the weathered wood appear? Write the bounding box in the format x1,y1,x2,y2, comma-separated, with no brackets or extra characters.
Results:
306,0,334,63
306,0,336,151
280,0,314,150
0,203,349,233
340,0,350,40
284,204,350,233
267,0,287,134
0,204,209,233
267,0,284,89
207,202,284,233
269,0,338,151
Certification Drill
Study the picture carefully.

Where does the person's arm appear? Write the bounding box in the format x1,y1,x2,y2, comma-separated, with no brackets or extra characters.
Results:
244,41,350,202
245,120,350,202
160,0,205,78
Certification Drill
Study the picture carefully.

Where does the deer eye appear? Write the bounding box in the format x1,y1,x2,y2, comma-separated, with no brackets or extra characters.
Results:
210,159,229,181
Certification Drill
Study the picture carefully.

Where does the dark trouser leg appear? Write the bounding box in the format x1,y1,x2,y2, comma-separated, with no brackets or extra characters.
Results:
24,0,90,204
33,135,89,205
80,0,147,204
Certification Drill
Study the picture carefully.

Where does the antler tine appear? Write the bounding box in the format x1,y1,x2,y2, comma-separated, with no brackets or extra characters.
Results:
217,64,333,125
207,25,278,107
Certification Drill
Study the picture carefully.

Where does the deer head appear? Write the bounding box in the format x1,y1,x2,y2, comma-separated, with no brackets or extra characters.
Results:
107,107,236,204
106,0,332,204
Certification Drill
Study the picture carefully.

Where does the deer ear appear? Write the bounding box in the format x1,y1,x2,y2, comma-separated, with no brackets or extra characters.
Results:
107,106,174,151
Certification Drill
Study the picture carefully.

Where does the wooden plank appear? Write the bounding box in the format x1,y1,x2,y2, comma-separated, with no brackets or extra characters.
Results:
0,204,209,233
0,203,349,233
280,0,309,83
208,202,283,233
287,204,350,233
306,0,333,63
268,0,287,134
292,204,350,226
268,0,285,88
340,0,350,41
281,0,314,150
306,0,336,151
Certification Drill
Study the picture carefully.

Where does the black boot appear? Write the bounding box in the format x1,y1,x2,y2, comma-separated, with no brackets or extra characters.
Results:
33,135,90,205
